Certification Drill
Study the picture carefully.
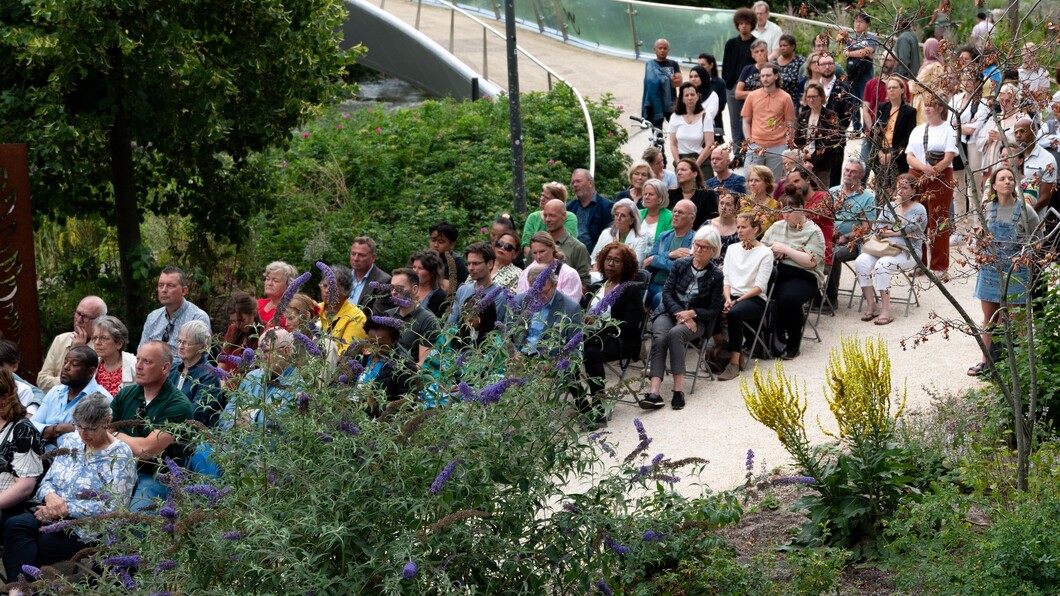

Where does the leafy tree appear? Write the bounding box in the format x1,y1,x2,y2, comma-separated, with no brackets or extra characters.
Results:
0,0,353,319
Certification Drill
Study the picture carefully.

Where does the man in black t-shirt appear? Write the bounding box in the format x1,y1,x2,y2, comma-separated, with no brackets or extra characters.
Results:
722,8,757,162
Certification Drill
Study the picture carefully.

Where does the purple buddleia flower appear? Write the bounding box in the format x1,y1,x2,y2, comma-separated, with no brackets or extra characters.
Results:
429,459,462,494
562,503,580,513
159,505,178,520
39,519,75,533
557,331,585,359
183,484,232,507
402,561,418,580
202,364,230,381
297,392,311,408
337,374,349,385
21,564,41,578
390,294,413,309
474,284,505,313
456,381,475,401
161,523,174,534
475,377,526,405
102,555,142,568
153,560,177,575
600,441,616,457
164,458,185,485
368,281,392,292
773,475,816,485
642,530,666,542
315,262,339,310
222,531,247,540
604,534,631,555
594,580,613,596
522,261,561,315
241,348,256,368
274,271,312,323
652,453,664,465
556,359,571,370
637,464,652,476
633,418,651,444
347,359,364,377
293,331,323,357
655,474,681,484
117,568,137,589
371,315,404,329
337,418,359,435
746,449,755,473
588,281,633,316
217,354,242,367
267,472,279,486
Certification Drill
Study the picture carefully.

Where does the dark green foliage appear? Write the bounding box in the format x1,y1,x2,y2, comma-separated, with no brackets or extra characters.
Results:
246,85,629,274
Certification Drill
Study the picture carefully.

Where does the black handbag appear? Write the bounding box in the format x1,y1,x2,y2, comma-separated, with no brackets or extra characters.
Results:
924,126,945,166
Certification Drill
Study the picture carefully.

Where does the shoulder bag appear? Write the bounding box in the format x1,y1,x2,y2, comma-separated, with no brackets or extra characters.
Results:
862,235,903,258
924,125,946,166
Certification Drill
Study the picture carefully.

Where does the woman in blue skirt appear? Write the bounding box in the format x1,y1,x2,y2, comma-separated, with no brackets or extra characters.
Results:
968,167,1041,376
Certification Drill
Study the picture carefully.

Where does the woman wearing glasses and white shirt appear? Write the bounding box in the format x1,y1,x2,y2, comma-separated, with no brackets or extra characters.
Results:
591,199,649,281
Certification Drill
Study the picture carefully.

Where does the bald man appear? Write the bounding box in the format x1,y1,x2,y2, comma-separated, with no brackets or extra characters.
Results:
38,296,107,392
543,198,592,287
644,199,697,308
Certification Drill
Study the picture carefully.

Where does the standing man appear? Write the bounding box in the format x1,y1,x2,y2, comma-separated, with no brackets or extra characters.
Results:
817,54,855,187
751,1,782,60
349,236,394,316
543,199,592,288
567,169,613,256
705,147,747,195
971,12,992,50
448,242,500,326
722,8,757,163
111,341,195,511
893,17,920,80
32,346,111,448
139,266,211,354
1015,118,1057,216
38,296,107,392
641,39,682,132
826,159,876,307
842,12,878,134
742,63,795,184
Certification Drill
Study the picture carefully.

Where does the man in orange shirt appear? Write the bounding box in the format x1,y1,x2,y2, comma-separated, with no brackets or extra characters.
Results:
741,63,795,183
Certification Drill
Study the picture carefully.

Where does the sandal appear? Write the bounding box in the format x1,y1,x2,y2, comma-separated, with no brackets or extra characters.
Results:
967,362,987,377
861,311,877,322
874,316,895,326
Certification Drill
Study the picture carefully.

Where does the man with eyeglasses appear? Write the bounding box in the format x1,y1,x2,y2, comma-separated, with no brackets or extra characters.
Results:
111,340,194,511
816,54,855,187
644,199,697,309
826,158,876,308
32,346,112,450
138,266,211,357
1014,117,1057,216
37,296,107,392
448,242,503,326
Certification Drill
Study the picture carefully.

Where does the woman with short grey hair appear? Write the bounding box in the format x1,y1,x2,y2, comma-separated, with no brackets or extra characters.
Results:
167,320,223,427
91,315,137,397
2,391,137,583
590,199,649,274
259,260,299,327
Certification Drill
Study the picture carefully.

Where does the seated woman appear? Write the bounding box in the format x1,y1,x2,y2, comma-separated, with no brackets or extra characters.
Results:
742,165,781,235
516,232,583,301
491,231,523,292
574,243,645,428
409,250,448,319
709,189,740,266
761,188,826,360
0,370,44,536
168,320,225,427
2,393,135,583
590,198,648,275
283,293,321,337
639,178,673,257
258,261,298,328
717,213,775,381
318,265,368,364
668,158,719,230
642,227,724,411
614,159,653,207
357,318,416,412
218,292,261,383
855,174,928,326
90,315,137,398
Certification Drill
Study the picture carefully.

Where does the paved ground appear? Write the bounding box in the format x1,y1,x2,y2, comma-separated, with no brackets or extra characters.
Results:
371,0,990,491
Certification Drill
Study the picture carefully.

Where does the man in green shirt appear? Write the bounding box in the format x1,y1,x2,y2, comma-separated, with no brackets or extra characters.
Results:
112,340,194,511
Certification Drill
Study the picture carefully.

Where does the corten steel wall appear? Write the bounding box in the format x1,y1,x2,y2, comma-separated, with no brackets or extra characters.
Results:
0,144,43,378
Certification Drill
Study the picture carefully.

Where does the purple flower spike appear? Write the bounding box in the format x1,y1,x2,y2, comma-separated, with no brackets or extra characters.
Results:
293,331,323,357
274,271,312,324
21,564,41,579
642,530,666,542
556,359,571,370
558,331,585,358
474,285,505,313
102,555,142,568
315,262,339,310
337,418,359,435
594,580,613,596
588,281,632,316
297,392,310,408
159,505,178,520
475,377,526,405
402,561,418,580
429,459,462,494
746,448,755,472
348,359,364,377
117,568,137,590
164,458,185,484
774,475,816,485
217,354,242,367
457,381,475,401
390,294,413,309
652,453,664,465
240,348,256,368
39,519,75,534
371,315,404,329
153,560,177,575
223,531,247,540
633,418,649,442
75,488,101,499
202,364,230,381
184,484,233,507
368,281,392,291
604,534,631,555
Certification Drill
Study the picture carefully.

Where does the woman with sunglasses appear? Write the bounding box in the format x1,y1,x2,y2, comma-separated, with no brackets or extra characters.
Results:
491,231,523,292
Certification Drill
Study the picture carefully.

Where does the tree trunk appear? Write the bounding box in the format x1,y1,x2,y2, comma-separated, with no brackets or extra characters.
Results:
109,77,142,324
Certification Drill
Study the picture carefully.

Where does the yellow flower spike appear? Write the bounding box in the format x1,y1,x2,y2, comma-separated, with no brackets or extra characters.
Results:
822,337,905,444
741,363,810,453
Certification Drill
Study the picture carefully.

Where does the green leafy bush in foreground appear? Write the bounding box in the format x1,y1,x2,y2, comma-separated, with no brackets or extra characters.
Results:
246,85,630,275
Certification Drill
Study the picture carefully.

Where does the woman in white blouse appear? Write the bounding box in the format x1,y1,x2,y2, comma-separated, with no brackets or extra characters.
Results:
949,71,990,233
590,199,648,280
716,213,774,380
906,96,958,280
668,82,715,171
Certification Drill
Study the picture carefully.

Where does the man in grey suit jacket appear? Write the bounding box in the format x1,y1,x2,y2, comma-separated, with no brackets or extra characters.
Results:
348,236,394,316
498,263,583,356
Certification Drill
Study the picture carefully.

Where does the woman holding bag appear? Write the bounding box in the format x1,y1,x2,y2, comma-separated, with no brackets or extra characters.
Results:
906,96,958,280
853,174,927,325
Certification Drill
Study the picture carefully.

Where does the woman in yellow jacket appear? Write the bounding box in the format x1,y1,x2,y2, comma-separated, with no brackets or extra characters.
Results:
318,265,367,366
